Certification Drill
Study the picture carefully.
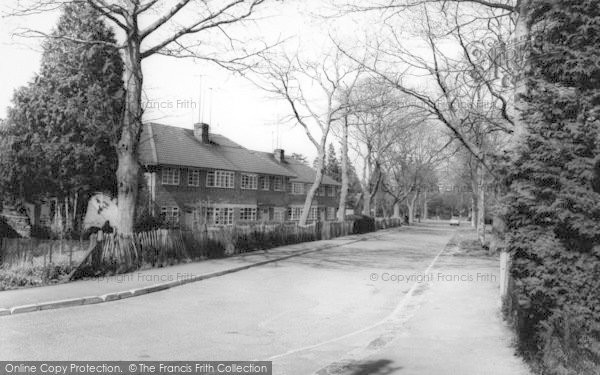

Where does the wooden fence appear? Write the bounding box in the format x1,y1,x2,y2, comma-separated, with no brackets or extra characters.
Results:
0,237,89,269
69,221,362,279
1,218,402,280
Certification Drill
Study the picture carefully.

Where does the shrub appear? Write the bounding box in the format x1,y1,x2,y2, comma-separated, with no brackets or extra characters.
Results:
0,263,73,290
500,0,600,372
349,215,376,234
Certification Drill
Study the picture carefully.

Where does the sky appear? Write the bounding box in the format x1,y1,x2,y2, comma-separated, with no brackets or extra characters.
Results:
0,0,376,163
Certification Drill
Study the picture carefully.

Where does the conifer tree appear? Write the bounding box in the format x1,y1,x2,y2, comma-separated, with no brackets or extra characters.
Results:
502,0,600,371
1,3,123,232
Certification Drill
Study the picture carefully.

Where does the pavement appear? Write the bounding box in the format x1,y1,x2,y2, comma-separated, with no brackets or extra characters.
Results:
0,222,531,375
0,233,370,315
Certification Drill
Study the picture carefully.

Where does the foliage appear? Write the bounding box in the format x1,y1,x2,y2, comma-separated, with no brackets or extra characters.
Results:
0,263,72,291
325,143,342,182
348,215,376,234
0,3,123,202
290,153,309,165
501,1,600,373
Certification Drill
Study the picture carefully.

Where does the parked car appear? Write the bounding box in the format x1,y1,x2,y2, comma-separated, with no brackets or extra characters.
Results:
450,217,460,226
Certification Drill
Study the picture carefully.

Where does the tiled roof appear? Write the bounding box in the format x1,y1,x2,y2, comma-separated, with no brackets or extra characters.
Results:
253,151,341,186
138,123,296,177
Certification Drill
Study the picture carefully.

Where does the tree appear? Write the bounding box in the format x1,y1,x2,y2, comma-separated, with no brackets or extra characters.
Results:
381,122,448,222
325,143,341,182
290,153,309,165
0,3,123,234
9,0,272,234
253,50,362,225
347,78,413,216
501,0,600,371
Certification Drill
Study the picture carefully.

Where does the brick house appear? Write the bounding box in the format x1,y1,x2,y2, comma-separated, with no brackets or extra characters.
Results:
138,123,340,228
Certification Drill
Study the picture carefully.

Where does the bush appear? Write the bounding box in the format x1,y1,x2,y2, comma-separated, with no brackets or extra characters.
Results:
0,263,73,290
134,211,165,232
30,224,51,239
348,215,376,234
500,1,600,372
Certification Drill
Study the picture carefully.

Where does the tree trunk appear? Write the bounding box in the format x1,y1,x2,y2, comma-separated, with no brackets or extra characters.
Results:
422,191,428,220
470,195,476,227
116,36,143,234
299,148,325,225
509,0,530,145
476,161,486,245
337,118,349,221
393,202,400,218
406,192,419,224
361,185,371,216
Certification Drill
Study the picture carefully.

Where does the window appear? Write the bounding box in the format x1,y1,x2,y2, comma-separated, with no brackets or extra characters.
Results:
206,207,234,225
327,186,336,197
273,208,286,222
206,170,234,188
289,206,318,221
289,207,302,221
291,182,305,195
327,207,336,220
241,173,258,190
273,176,284,191
188,169,200,186
259,176,270,190
308,207,319,221
161,168,180,185
160,206,179,224
239,207,257,221
317,186,325,196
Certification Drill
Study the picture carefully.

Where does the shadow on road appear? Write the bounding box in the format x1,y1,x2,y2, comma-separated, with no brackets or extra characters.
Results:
317,359,402,375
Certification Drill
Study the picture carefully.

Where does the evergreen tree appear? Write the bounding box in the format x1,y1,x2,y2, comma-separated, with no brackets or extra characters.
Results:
502,0,600,372
0,3,123,230
326,143,341,181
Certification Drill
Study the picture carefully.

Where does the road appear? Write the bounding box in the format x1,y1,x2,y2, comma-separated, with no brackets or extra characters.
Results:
0,223,530,374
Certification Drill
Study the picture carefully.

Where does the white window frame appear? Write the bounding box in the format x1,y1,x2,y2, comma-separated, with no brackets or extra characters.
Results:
308,207,319,221
317,186,325,196
206,170,235,189
239,207,257,221
291,182,305,195
259,176,270,191
273,176,284,191
161,168,180,185
241,173,258,190
206,206,234,225
289,207,302,221
327,186,336,197
187,169,200,186
327,207,336,220
160,206,180,224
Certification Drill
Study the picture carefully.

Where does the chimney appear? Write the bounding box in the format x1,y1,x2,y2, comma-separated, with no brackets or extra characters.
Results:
274,148,285,163
194,123,210,143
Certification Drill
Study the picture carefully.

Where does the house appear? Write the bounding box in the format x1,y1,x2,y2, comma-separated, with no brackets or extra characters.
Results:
138,122,341,228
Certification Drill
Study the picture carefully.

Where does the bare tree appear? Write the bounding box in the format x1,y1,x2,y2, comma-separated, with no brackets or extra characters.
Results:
252,50,362,225
381,122,450,223
333,2,517,242
336,108,351,221
346,78,414,216
7,0,272,234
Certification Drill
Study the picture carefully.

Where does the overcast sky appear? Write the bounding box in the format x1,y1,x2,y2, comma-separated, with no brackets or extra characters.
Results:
0,0,384,163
